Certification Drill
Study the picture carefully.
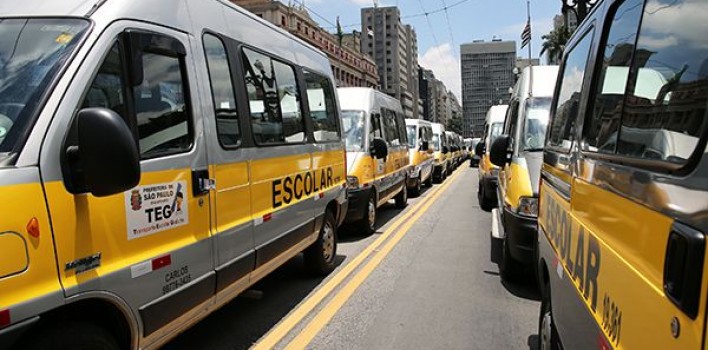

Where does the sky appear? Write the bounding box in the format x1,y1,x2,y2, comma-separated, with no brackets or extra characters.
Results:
299,0,561,100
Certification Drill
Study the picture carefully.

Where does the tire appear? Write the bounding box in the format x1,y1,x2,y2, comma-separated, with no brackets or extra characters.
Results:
499,235,523,282
538,282,561,350
21,322,120,350
409,178,422,197
356,192,377,234
394,182,408,209
304,211,338,275
478,182,493,212
424,173,433,187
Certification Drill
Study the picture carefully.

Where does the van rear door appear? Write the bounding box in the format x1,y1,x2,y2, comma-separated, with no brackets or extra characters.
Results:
41,23,215,340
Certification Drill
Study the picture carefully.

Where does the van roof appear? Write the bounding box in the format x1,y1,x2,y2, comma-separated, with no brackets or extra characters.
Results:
486,105,508,124
337,87,402,114
405,118,431,127
513,65,559,99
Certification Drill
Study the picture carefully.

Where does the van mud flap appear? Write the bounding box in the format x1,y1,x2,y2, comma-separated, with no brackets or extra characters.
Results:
490,208,504,264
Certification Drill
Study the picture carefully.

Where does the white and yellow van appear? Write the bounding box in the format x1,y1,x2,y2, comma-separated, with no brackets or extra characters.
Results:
431,122,450,182
339,88,409,234
0,1,347,349
475,104,508,210
537,0,708,349
489,65,558,280
446,131,460,169
405,118,434,196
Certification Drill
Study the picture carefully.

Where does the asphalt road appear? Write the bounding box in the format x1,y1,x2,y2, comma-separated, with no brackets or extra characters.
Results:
165,166,541,350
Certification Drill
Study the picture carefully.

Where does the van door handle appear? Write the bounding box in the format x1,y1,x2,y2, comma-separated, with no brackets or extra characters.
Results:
191,169,214,197
663,222,705,319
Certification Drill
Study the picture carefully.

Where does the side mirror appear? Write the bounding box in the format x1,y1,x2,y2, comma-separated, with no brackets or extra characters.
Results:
474,142,485,157
442,146,449,154
370,138,388,159
490,135,511,167
75,108,141,197
420,140,429,152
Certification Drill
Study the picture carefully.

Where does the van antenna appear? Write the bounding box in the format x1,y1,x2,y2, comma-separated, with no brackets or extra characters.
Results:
85,0,108,17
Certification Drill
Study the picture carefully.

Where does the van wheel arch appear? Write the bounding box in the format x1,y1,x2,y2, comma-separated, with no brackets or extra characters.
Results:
19,297,135,350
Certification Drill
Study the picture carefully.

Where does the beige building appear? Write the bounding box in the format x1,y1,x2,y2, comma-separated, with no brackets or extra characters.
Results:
232,0,378,88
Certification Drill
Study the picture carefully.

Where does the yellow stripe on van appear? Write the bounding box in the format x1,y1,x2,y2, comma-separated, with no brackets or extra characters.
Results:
503,162,533,210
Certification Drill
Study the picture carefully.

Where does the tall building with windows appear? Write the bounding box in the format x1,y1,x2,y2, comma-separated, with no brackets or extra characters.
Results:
233,0,378,88
460,40,516,137
361,6,420,118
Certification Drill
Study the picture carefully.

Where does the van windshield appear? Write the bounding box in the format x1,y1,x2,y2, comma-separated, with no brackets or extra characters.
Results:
341,110,365,152
406,125,416,148
489,122,503,145
432,133,441,151
0,18,89,160
522,98,551,152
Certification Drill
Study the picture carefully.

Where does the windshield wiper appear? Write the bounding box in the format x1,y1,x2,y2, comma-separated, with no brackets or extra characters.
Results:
523,148,544,152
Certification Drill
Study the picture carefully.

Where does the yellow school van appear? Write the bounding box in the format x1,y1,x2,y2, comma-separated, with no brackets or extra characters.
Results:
431,122,450,182
489,65,558,281
475,104,508,211
536,0,708,349
405,118,434,196
0,1,347,349
339,88,409,234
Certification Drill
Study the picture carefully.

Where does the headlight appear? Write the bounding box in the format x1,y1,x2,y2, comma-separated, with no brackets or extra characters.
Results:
347,176,360,190
517,197,538,218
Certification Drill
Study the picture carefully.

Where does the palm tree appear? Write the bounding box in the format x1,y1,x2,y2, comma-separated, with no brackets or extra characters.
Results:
540,26,572,65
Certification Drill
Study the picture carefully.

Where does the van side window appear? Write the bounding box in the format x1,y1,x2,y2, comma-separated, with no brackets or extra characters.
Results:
82,42,127,122
82,39,193,159
370,113,384,140
614,0,707,165
547,28,595,151
583,0,643,154
382,108,400,146
134,51,192,158
203,34,239,147
304,71,339,142
243,48,305,144
397,114,408,146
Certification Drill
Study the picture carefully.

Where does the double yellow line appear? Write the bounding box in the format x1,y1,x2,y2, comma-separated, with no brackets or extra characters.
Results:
253,168,462,350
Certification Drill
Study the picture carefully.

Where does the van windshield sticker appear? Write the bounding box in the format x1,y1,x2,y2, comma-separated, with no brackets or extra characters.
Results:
125,181,189,240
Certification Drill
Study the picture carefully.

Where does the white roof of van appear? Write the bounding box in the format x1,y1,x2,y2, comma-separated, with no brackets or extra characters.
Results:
405,118,431,127
486,105,508,124
337,87,402,113
514,65,559,98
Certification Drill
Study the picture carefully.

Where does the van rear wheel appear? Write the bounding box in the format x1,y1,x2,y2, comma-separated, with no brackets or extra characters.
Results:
304,211,337,275
424,173,433,187
395,182,408,209
410,178,422,197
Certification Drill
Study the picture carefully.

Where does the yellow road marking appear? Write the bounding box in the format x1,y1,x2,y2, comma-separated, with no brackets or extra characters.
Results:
252,168,462,350
283,169,462,350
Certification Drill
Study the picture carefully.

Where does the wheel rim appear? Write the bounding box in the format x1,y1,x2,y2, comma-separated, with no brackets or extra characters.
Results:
367,198,376,229
540,310,553,350
321,221,335,262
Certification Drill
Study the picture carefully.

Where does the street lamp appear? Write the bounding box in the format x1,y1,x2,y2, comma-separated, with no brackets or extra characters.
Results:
561,0,598,25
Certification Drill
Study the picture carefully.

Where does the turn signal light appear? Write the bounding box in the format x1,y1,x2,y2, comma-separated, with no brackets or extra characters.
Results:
0,309,10,328
27,217,40,238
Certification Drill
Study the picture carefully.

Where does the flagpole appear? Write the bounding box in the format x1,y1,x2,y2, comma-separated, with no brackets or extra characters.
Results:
527,0,531,61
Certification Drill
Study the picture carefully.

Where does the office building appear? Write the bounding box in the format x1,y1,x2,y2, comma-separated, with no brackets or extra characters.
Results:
460,40,516,137
361,6,420,118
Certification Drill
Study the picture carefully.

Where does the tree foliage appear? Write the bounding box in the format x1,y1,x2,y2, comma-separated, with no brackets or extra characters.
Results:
540,25,572,65
446,113,463,134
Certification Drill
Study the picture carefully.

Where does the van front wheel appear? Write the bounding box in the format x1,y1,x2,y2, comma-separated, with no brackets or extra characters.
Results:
304,211,337,275
539,282,560,350
21,322,120,350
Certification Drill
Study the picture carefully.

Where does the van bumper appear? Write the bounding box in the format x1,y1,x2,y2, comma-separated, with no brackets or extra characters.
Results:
481,174,498,199
433,164,445,178
344,187,372,223
502,207,537,264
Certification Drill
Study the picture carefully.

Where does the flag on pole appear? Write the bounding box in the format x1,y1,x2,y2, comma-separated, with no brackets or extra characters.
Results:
520,20,531,49
366,26,374,37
